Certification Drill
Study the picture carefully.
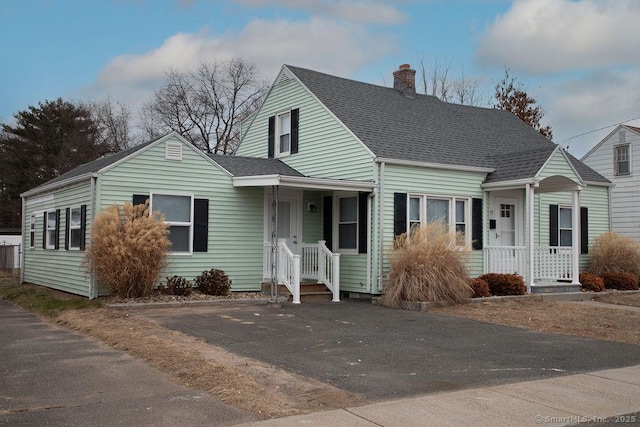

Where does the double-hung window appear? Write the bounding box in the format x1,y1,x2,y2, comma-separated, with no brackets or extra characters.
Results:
29,215,36,248
277,112,291,157
150,193,193,253
337,195,358,252
45,210,57,249
615,145,630,176
68,207,82,250
406,195,470,246
558,206,573,246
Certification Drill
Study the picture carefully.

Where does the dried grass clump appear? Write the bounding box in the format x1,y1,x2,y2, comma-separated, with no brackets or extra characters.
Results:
479,273,526,296
599,272,640,291
471,277,492,298
86,201,170,298
385,222,472,308
579,272,604,292
588,232,640,280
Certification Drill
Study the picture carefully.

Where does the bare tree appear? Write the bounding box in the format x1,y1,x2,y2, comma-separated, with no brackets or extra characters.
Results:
416,56,484,106
141,58,268,154
494,68,553,140
90,97,137,152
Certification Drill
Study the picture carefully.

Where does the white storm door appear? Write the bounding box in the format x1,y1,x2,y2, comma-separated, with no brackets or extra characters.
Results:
267,190,301,254
497,201,516,247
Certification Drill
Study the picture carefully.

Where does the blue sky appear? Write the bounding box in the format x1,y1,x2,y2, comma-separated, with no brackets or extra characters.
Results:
2,0,639,158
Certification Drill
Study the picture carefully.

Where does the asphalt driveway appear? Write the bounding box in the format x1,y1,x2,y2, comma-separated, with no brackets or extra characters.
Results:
136,300,640,401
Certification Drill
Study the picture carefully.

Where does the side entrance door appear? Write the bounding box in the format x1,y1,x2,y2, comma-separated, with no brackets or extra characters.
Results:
266,189,302,254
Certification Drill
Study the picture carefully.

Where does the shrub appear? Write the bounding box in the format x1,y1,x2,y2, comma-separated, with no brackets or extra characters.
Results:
579,272,604,292
85,201,169,298
470,277,491,298
599,272,640,291
164,275,193,296
588,232,640,280
479,273,526,296
385,221,473,307
194,268,231,296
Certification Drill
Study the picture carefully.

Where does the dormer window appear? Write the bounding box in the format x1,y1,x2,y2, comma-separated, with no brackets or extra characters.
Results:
615,144,630,176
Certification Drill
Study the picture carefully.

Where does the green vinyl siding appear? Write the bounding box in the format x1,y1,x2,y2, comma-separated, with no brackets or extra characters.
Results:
340,254,369,292
23,181,93,297
379,164,487,286
537,149,581,183
96,137,264,293
302,191,322,243
237,76,374,181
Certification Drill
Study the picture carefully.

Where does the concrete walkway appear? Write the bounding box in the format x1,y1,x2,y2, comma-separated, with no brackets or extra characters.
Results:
235,364,640,426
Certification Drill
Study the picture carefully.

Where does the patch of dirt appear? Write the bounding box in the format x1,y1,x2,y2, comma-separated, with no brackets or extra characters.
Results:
56,308,367,420
429,294,640,345
594,292,640,307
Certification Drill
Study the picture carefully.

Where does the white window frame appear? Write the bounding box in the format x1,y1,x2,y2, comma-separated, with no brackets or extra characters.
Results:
150,192,194,255
45,210,57,249
68,207,82,250
333,192,359,255
614,144,630,176
275,111,291,158
406,194,471,247
29,215,36,249
558,205,573,247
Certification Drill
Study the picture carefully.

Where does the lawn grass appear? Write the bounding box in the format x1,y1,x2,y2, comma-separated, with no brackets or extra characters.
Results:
0,279,101,316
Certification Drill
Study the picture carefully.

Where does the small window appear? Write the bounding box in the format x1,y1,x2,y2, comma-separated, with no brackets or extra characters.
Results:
277,112,291,157
68,207,82,250
615,145,630,176
29,215,36,248
455,200,466,234
151,193,193,253
46,211,57,249
337,195,358,252
409,196,421,234
559,207,572,246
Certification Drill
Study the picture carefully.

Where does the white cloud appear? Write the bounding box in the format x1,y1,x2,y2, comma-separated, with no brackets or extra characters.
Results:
233,0,407,24
476,0,640,74
543,66,640,158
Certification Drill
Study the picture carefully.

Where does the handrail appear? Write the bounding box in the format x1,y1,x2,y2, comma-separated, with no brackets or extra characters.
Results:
277,239,300,304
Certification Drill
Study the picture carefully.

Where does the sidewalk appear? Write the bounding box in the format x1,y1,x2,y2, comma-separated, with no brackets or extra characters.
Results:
235,364,640,426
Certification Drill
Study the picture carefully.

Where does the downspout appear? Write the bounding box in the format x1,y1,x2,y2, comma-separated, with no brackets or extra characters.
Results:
19,196,25,284
377,161,386,293
526,183,535,293
366,189,376,293
89,175,97,299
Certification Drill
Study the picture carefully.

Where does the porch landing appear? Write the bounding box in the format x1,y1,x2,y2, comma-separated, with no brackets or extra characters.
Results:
530,282,582,294
261,281,334,303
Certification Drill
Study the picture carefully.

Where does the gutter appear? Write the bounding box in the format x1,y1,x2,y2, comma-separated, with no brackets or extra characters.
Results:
366,189,376,293
20,172,95,198
89,174,98,299
374,157,494,174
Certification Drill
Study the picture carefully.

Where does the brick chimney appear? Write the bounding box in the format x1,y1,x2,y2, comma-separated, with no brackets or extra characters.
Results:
393,64,416,95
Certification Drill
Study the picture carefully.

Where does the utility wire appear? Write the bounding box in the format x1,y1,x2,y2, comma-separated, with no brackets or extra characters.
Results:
564,115,640,151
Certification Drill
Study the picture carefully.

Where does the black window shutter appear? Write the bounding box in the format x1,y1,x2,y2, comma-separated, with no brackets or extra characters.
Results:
358,192,368,254
393,193,407,237
580,207,589,254
42,215,46,249
267,115,275,158
193,198,209,252
54,209,60,250
549,204,559,247
65,207,70,250
80,204,87,250
472,198,483,250
323,196,333,250
133,194,148,206
291,108,299,154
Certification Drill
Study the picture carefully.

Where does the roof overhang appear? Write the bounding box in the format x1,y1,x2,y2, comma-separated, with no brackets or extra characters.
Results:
232,175,376,192
482,175,585,192
20,172,96,198
375,157,495,174
481,178,539,191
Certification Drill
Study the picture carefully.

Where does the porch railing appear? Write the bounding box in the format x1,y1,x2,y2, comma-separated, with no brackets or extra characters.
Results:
263,240,340,303
485,246,574,282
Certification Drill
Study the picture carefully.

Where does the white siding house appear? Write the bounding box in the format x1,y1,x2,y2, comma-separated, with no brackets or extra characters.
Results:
582,125,640,241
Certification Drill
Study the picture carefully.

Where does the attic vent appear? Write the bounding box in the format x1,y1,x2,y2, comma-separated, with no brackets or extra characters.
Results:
276,70,293,85
165,142,182,160
619,131,626,143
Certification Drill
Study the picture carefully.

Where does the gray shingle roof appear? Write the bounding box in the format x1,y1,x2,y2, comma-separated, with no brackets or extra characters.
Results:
286,65,609,184
208,154,305,177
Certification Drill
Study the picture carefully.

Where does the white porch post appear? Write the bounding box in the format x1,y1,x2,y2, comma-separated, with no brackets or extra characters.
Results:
571,189,581,285
526,183,535,293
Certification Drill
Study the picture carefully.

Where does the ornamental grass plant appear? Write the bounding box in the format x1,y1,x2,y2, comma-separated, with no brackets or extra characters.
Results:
86,201,170,298
385,221,473,307
588,232,640,280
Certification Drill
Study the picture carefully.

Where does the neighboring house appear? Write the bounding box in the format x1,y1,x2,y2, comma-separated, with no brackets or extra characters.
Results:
21,64,611,299
581,124,640,241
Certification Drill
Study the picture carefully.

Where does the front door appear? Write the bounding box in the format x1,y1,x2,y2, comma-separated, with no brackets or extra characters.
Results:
496,201,516,247
266,189,301,254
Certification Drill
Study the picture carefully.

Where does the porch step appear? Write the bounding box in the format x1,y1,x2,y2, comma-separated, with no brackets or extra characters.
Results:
261,281,334,303
530,282,582,294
